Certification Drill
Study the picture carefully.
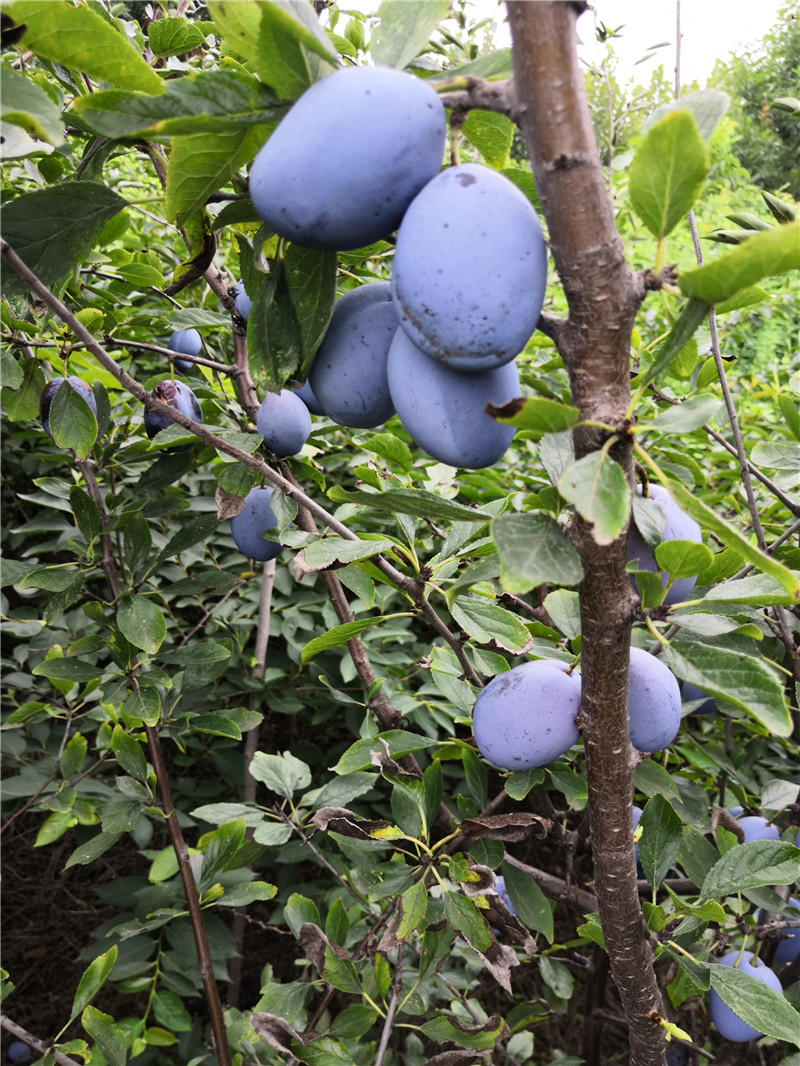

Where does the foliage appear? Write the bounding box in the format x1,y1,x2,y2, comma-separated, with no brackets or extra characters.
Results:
1,3,799,1066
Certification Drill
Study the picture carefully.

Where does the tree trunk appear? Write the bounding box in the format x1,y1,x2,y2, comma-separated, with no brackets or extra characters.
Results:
507,4,666,1063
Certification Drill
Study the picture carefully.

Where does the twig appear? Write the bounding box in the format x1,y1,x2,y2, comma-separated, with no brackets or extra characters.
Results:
504,853,599,911
374,942,405,1066
109,337,236,375
0,1014,81,1066
76,459,122,598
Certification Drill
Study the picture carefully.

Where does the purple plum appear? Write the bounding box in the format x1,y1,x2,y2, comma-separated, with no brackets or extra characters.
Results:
167,328,202,373
143,380,202,439
709,949,782,1041
628,647,681,752
256,389,312,457
230,487,282,562
628,484,702,606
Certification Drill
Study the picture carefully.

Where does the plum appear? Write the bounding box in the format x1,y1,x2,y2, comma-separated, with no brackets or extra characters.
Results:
7,1043,33,1065
391,163,547,371
472,659,581,771
256,389,312,457
772,896,800,964
709,949,782,1041
167,328,201,373
309,282,397,428
143,380,203,439
387,328,517,468
230,487,282,562
40,376,97,440
628,484,702,605
735,815,779,843
233,279,252,321
628,647,681,752
249,66,446,251
293,378,325,416
682,680,717,715
494,875,516,916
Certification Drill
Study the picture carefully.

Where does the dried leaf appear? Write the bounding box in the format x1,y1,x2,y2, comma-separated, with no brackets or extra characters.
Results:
251,1013,298,1053
215,484,245,521
311,805,395,839
460,813,552,842
369,736,423,779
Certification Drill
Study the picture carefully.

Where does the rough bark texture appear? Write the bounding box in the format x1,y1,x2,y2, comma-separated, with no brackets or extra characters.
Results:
507,5,666,1064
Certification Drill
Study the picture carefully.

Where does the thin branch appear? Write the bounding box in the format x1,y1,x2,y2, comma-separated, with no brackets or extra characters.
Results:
0,1015,81,1066
110,337,236,376
76,459,122,599
374,942,405,1066
437,76,515,119
504,853,599,912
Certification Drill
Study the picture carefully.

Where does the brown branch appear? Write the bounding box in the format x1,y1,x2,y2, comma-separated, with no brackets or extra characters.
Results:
374,941,405,1066
0,1015,81,1066
504,854,599,912
437,76,515,120
507,5,664,1065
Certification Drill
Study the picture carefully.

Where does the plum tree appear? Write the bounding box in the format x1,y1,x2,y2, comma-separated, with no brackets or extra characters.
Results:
233,279,252,321
471,659,581,771
230,487,282,562
249,66,446,251
391,163,547,370
40,376,96,441
143,380,202,439
309,282,397,428
735,815,780,842
628,647,681,752
682,680,717,715
709,950,783,1041
255,389,312,457
628,484,702,605
167,328,201,373
387,329,518,469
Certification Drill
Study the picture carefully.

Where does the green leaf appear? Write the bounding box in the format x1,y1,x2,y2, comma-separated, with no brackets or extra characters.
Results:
654,540,714,579
334,730,437,774
637,460,800,601
629,109,708,239
290,1035,357,1066
2,356,45,422
255,1,338,99
154,986,195,1029
442,890,491,953
419,1014,504,1051
639,298,710,385
72,947,117,1019
461,109,515,169
81,1005,127,1066
1,66,64,145
501,861,554,941
701,572,800,608
165,126,263,227
492,512,583,594
64,832,122,870
191,714,242,739
200,820,246,889
558,451,630,545
214,880,278,907
49,378,98,458
111,725,148,782
361,432,413,472
301,612,413,664
715,285,773,314
396,879,428,939
301,537,398,570
638,796,682,890
542,588,581,640
371,1,450,70
709,964,800,1046
159,513,219,559
148,17,209,58
8,0,163,94
250,751,311,799
32,657,104,682
449,597,531,654
73,71,284,138
284,893,320,938
117,596,166,656
701,841,800,898
644,89,730,141
327,486,492,523
2,182,126,298
248,244,337,391
661,640,790,736
489,396,579,435
679,222,800,305
751,441,800,471
648,394,723,433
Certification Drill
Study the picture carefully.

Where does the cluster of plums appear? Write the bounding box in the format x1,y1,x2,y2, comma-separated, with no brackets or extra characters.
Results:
471,643,681,772
247,64,549,470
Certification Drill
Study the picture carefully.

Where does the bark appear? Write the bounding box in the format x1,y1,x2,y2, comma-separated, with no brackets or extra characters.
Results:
507,4,665,1064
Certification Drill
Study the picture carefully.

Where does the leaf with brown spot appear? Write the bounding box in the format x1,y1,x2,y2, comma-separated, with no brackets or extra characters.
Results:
215,484,245,521
460,813,552,842
310,805,400,840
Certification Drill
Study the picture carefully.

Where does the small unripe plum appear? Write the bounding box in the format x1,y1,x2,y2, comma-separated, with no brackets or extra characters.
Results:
709,949,782,1041
309,282,397,428
230,487,282,562
773,896,800,964
233,279,252,321
472,659,581,771
144,380,203,439
249,66,446,251
682,680,717,715
628,484,702,605
736,815,779,843
256,389,312,457
293,378,325,416
387,328,518,469
167,328,201,372
40,376,97,440
628,647,681,752
391,163,547,371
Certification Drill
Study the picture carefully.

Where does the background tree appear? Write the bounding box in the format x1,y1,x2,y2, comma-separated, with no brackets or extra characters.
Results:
1,3,799,1066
